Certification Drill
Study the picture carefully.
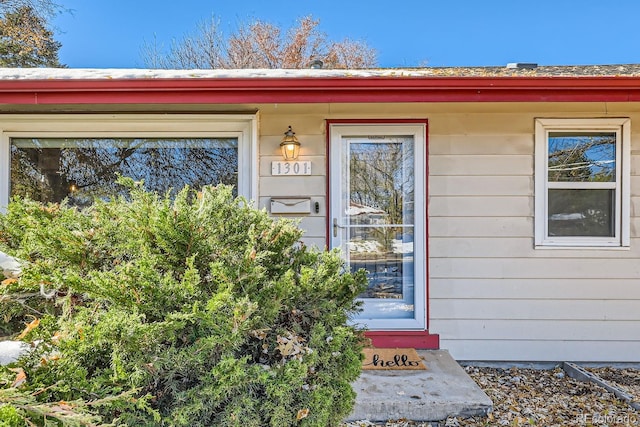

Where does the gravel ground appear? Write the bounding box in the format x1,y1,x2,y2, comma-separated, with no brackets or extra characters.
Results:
344,365,640,427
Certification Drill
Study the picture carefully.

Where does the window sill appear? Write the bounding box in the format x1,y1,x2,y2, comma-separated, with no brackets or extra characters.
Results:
535,244,630,251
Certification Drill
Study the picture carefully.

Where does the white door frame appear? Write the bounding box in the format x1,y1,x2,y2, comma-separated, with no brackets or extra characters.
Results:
329,121,427,330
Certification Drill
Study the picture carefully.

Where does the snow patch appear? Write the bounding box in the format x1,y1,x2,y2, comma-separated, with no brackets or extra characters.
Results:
0,251,22,279
0,67,469,81
0,341,29,365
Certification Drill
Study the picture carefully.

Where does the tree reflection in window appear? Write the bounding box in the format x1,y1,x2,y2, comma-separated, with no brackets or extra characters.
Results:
346,137,415,301
11,138,238,206
547,132,616,237
348,139,414,226
548,133,615,182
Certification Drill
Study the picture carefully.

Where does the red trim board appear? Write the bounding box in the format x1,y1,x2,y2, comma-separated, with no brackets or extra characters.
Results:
3,76,640,104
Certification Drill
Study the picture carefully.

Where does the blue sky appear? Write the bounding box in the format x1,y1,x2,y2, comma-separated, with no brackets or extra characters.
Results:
52,1,640,69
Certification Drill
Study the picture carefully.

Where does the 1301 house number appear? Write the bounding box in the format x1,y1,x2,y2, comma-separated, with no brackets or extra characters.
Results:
271,161,312,176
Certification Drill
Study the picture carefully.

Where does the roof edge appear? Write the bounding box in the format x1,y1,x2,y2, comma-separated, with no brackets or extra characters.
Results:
2,71,640,104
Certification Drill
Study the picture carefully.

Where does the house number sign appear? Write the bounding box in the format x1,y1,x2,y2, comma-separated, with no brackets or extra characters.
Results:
271,161,312,176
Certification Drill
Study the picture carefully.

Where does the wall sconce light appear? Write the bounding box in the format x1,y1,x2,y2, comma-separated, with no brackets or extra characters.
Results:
69,181,78,193
280,126,301,161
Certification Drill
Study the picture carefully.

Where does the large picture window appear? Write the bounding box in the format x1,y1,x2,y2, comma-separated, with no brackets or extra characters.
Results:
11,137,239,206
534,118,630,247
0,114,257,207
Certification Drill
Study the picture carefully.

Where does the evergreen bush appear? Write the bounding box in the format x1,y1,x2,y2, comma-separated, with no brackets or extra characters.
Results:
0,179,366,426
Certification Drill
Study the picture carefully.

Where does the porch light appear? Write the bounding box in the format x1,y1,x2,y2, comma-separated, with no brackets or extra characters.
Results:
280,126,301,160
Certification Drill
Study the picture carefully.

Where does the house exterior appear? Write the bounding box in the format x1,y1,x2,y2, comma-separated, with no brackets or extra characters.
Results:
1,65,639,362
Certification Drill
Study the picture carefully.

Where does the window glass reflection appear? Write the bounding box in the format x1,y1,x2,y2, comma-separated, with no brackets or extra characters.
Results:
339,133,418,322
11,138,238,206
548,132,615,182
348,226,414,300
548,189,615,237
348,139,414,225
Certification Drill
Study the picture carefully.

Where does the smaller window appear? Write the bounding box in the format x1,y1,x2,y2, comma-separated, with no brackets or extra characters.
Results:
535,118,630,247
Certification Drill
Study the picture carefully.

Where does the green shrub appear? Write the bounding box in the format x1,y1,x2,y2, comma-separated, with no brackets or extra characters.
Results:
0,404,23,427
0,180,366,426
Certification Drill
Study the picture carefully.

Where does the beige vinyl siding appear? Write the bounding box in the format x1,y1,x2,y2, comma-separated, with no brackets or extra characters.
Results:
429,155,533,176
435,340,640,362
258,114,327,249
436,320,638,341
432,278,640,299
431,237,640,258
254,104,640,362
428,110,640,362
429,176,532,196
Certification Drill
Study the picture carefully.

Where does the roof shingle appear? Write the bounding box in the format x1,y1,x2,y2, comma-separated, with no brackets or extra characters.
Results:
2,64,640,81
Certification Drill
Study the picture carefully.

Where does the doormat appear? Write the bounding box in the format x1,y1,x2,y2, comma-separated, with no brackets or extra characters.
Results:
362,348,427,370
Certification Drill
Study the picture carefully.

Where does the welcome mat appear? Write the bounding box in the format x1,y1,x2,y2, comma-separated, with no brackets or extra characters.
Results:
362,348,427,370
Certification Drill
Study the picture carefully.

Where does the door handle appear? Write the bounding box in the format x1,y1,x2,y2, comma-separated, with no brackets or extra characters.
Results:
333,218,345,238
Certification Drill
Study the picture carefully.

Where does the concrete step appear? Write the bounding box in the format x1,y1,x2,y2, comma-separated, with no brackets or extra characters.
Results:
347,349,492,422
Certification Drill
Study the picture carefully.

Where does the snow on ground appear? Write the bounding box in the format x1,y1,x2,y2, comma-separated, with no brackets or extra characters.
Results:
0,251,21,279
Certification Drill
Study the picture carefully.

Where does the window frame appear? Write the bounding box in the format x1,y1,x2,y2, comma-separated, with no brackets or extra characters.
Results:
534,118,630,248
0,114,258,209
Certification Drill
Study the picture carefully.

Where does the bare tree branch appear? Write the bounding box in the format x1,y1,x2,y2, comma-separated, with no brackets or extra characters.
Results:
0,0,61,19
141,15,377,69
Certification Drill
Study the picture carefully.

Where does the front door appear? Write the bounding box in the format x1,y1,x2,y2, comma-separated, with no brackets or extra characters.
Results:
329,122,426,330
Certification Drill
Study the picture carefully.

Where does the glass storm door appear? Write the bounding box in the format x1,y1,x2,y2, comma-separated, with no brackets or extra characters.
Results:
329,123,426,330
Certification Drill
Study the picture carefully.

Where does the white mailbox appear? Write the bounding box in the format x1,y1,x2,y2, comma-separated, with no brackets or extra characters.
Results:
270,198,311,214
